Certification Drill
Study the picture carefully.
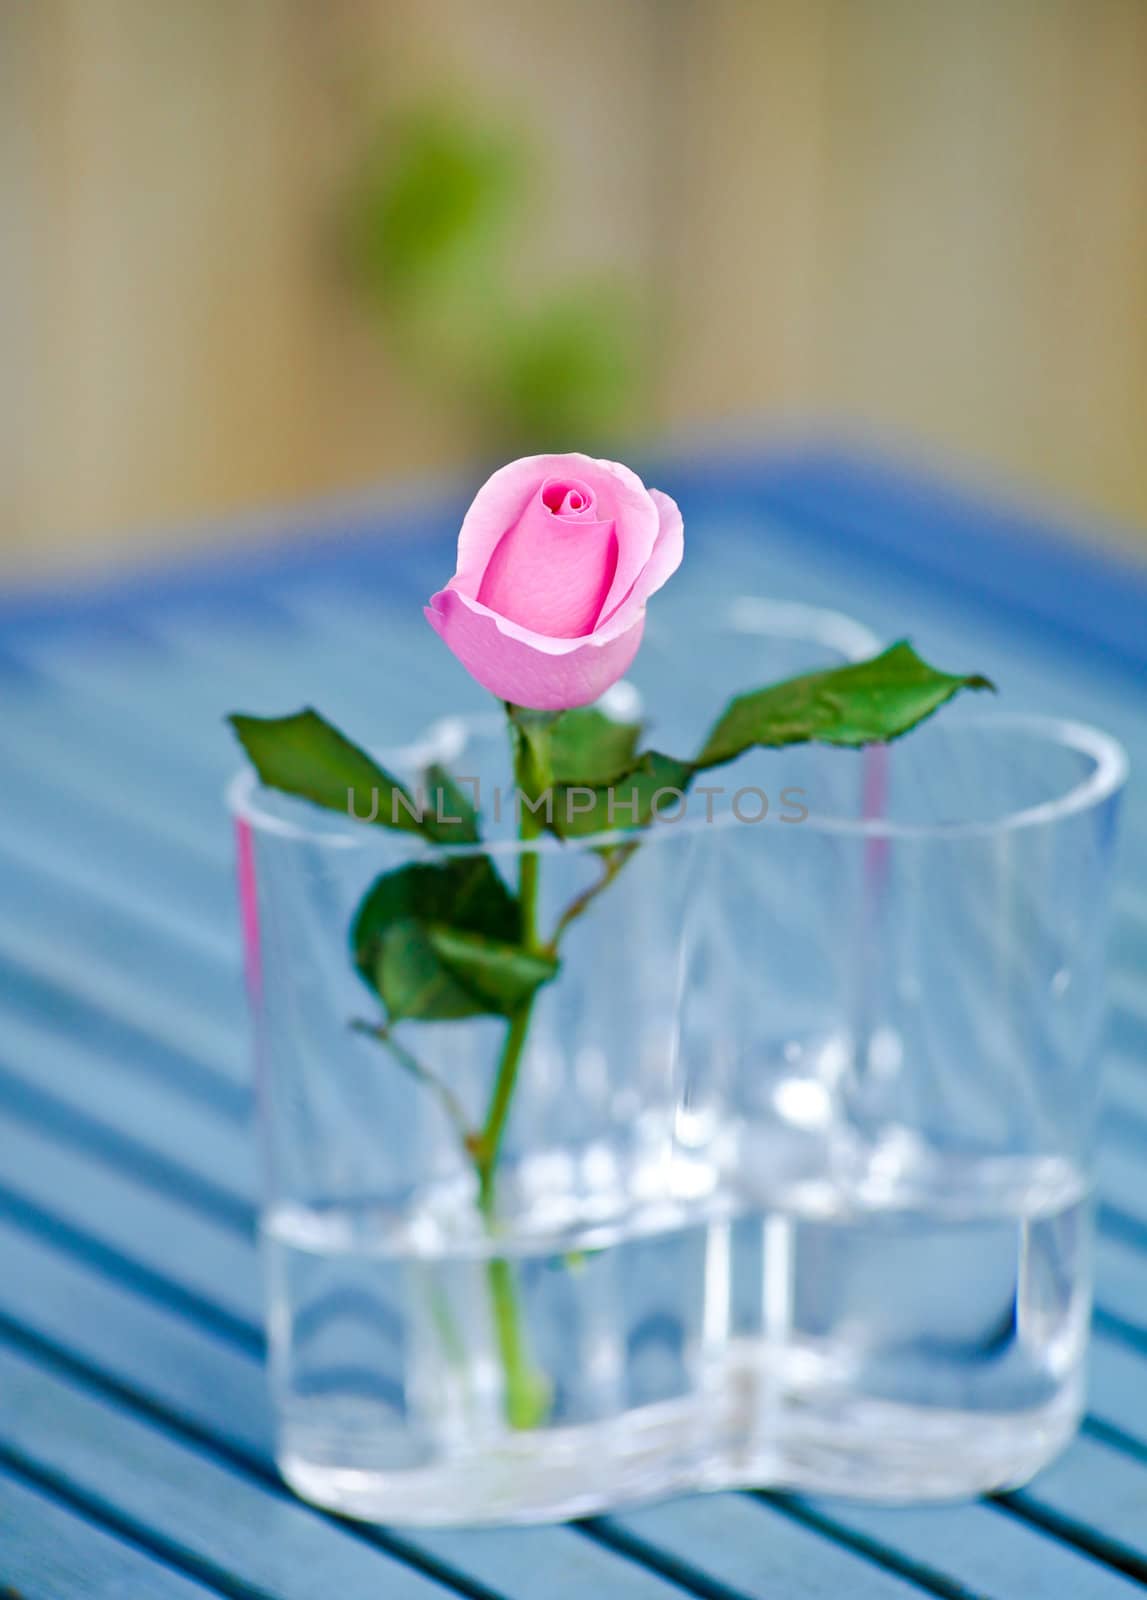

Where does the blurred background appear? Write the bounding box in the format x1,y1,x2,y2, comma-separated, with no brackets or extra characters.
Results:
4,0,1147,575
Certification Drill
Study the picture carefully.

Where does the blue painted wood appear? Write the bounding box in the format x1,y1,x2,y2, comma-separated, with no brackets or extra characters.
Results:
1110,983,1147,1067
750,443,1147,680
600,1494,931,1599
1099,1146,1147,1237
0,844,241,1028
1087,1340,1147,1448
0,699,228,864
793,1495,1147,1598
0,972,246,1140
0,1007,250,1177
0,1332,778,1600
1095,1236,1147,1341
0,1111,262,1333
0,1215,272,1462
0,943,247,1118
0,825,236,974
1,445,1145,1597
0,923,243,1096
1104,1063,1147,1145
391,1525,694,1600
0,1465,217,1600
0,1343,458,1600
0,1049,254,1232
0,764,231,934
1009,1433,1147,1572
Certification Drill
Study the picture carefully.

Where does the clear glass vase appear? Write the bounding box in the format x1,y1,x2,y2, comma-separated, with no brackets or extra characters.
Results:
229,613,1126,1523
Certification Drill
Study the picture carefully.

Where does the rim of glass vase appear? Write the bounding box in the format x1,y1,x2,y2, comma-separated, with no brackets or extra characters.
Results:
227,708,1128,855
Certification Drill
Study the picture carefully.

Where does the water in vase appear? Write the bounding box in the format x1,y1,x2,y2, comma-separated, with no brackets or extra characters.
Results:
264,1126,1090,1524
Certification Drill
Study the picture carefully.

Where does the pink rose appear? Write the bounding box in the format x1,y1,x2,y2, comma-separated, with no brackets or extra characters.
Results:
425,453,684,710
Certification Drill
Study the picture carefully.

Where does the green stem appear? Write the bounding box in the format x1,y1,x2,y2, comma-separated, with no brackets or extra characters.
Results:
477,1002,550,1427
351,1019,474,1149
475,758,646,1424
470,707,553,1429
517,847,541,948
544,840,639,954
476,1000,534,1201
483,1252,549,1429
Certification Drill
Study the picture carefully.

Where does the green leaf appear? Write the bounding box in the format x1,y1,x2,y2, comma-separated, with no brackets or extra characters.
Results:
371,922,554,1023
695,641,995,770
546,644,992,839
426,926,557,1013
549,707,643,786
423,761,481,844
353,855,519,962
552,750,693,840
352,855,555,1022
227,707,474,844
373,922,493,1021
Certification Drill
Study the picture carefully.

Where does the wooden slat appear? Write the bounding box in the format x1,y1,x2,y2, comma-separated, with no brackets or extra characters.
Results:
0,1465,217,1600
597,1494,927,1600
1095,1236,1147,1342
1089,1340,1147,1449
0,945,247,1117
0,1050,254,1232
1,765,231,935
0,1215,271,1463
795,1495,1146,1600
0,923,243,1096
0,1005,252,1186
1008,1433,1147,1577
0,828,235,974
0,842,240,1024
0,1111,261,1336
0,1342,457,1600
0,699,229,864
0,1333,752,1600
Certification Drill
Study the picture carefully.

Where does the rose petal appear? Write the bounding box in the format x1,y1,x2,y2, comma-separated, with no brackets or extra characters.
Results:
584,459,661,619
632,488,685,604
453,453,659,607
425,587,645,710
477,493,618,637
597,487,685,623
541,476,597,518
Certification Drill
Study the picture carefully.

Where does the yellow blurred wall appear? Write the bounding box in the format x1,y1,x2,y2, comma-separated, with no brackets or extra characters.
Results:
4,0,1147,568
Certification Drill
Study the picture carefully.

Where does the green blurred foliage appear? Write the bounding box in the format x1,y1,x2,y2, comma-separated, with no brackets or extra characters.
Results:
343,104,645,451
494,285,644,448
347,109,523,308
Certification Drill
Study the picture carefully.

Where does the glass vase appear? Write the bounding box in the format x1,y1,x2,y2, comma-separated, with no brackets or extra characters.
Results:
229,612,1126,1522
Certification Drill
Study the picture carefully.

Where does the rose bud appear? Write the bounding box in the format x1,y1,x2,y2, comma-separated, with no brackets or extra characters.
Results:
425,453,684,710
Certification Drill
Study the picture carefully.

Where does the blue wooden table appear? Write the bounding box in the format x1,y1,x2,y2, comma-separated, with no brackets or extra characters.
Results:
1,443,1146,1598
